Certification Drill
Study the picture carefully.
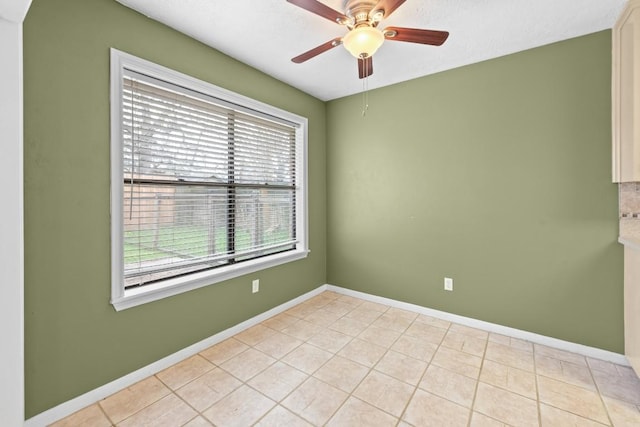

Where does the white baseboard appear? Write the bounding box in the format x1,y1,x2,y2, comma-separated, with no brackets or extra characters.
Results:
27,283,628,426
325,284,629,366
24,285,328,427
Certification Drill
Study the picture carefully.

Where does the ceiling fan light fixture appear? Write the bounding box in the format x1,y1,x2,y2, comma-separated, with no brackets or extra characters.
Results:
342,26,384,58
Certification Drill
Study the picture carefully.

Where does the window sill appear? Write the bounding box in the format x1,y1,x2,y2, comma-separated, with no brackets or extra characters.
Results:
111,249,309,311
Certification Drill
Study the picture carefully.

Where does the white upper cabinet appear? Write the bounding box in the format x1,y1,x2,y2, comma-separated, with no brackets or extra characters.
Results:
614,0,640,182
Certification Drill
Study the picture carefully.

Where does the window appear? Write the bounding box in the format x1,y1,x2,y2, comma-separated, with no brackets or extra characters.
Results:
110,49,308,310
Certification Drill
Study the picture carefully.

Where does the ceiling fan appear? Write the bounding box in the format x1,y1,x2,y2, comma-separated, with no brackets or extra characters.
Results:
287,0,450,79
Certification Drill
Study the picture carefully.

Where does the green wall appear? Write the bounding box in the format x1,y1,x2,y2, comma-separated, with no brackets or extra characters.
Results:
327,31,622,354
23,0,327,417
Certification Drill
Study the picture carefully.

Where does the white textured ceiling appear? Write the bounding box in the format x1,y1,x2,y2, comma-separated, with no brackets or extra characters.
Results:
116,0,625,101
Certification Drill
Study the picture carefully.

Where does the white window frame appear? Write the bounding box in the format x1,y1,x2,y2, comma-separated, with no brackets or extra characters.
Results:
109,49,308,311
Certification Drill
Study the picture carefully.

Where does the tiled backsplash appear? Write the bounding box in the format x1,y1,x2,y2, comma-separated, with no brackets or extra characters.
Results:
620,182,640,218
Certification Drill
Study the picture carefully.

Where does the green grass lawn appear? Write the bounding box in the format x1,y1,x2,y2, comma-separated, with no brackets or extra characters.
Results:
124,224,291,265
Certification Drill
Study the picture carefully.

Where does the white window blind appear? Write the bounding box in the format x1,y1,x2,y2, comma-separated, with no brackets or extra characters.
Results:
121,71,298,288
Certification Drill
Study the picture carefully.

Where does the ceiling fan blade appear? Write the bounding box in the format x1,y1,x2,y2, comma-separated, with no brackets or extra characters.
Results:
292,38,342,63
358,56,373,79
372,0,406,19
383,26,449,46
286,0,348,24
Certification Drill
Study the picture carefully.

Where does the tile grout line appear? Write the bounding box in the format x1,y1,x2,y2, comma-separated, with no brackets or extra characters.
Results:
398,314,442,424
273,331,350,422
229,296,332,426
247,304,440,424
96,401,116,427
325,305,400,425
586,358,616,426
355,309,431,426
258,299,335,426
99,375,176,426
275,296,431,425
466,330,489,427
306,298,394,425
395,316,450,426
177,333,277,424
249,291,360,426
243,318,316,425
532,341,543,427
306,293,374,426
537,347,627,425
154,363,217,426
306,292,389,426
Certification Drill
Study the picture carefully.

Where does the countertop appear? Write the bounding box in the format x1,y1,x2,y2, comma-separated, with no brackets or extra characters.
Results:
620,218,640,250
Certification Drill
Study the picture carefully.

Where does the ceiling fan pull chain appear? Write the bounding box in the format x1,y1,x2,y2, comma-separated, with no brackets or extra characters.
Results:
361,83,368,116
362,59,370,116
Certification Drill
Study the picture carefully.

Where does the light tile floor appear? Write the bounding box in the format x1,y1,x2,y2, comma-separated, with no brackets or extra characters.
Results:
51,291,640,426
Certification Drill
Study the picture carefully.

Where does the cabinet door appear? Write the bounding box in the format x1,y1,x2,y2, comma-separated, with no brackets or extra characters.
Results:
613,2,640,182
625,246,640,376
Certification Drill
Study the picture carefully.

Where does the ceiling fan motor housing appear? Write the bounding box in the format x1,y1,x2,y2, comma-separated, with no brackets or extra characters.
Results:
344,0,383,27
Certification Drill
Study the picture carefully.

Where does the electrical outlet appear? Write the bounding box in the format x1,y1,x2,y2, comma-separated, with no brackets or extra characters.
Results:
252,279,259,293
444,277,453,291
